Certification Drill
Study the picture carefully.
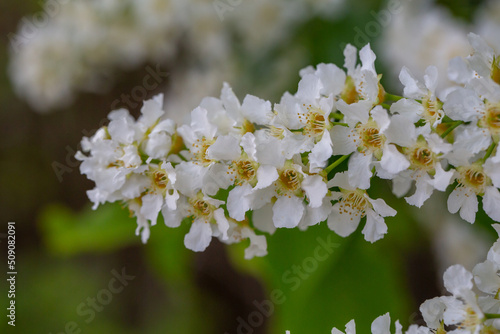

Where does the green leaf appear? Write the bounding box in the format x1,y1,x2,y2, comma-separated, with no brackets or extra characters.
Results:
39,202,139,256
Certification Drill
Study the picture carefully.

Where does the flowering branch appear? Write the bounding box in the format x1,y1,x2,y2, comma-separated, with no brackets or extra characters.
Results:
76,33,500,260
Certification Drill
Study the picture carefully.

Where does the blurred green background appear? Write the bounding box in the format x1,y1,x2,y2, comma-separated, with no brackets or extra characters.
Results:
0,0,496,333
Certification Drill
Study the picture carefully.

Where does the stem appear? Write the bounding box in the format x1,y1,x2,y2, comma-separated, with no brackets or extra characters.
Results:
384,93,403,102
325,154,351,175
480,142,497,163
381,103,392,110
177,153,188,162
331,122,348,127
485,313,500,319
440,121,464,138
330,113,344,120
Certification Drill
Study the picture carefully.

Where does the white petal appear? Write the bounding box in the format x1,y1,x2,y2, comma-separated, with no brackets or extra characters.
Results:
484,157,500,188
191,106,217,139
162,197,185,228
255,165,279,190
448,56,473,84
272,196,304,228
309,132,333,173
241,228,268,259
145,132,172,159
420,297,446,329
391,174,412,198
316,63,346,96
399,66,426,99
241,95,273,125
302,175,328,208
484,187,500,222
380,144,410,175
331,125,357,156
221,82,241,118
371,313,390,334
252,203,276,234
368,198,397,217
433,163,454,192
359,44,376,75
343,44,357,76
384,115,416,147
362,209,388,243
473,261,500,295
240,132,257,161
447,187,478,224
443,89,483,122
175,162,207,197
328,171,354,190
165,188,179,211
299,198,332,229
184,220,212,252
214,208,229,240
347,152,373,190
140,193,163,225
139,94,164,128
327,204,361,237
423,66,438,94
227,184,253,221
296,74,322,101
443,264,474,295
207,135,241,161
255,136,285,167
336,100,371,126
390,99,423,123
371,106,391,133
405,174,434,208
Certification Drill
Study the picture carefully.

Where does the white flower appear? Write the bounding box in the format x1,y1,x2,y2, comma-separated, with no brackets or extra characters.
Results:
273,73,335,172
224,222,268,260
331,105,401,189
250,159,329,229
447,161,500,223
226,131,280,221
440,265,484,334
327,172,396,242
163,192,229,252
341,43,382,104
383,119,453,207
391,66,444,127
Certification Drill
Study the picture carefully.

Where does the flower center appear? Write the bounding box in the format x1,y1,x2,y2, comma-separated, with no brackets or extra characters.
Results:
232,159,258,185
108,160,125,168
275,166,304,197
279,168,301,191
492,56,500,85
268,126,285,139
338,190,369,219
356,121,385,153
192,199,211,216
459,306,481,332
341,76,359,105
193,137,215,166
422,97,443,125
145,165,171,194
299,106,329,138
153,170,168,189
457,164,490,195
480,102,500,136
407,143,435,171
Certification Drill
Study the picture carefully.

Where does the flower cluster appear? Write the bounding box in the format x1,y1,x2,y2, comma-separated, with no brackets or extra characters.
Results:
77,34,500,259
9,0,344,111
331,224,500,334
